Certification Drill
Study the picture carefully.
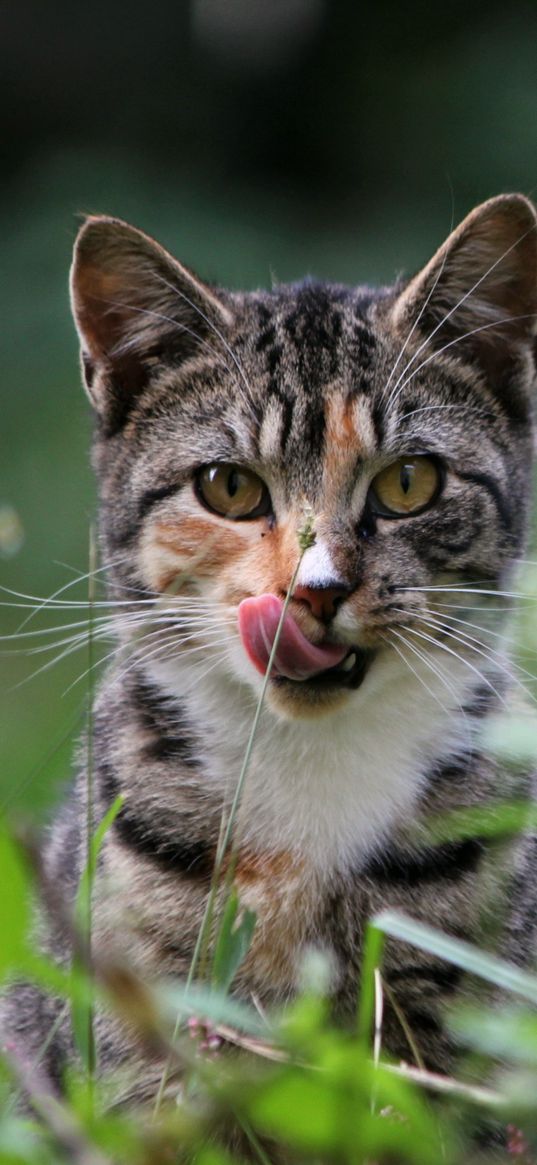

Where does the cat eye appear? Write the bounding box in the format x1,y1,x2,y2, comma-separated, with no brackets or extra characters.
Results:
195,463,271,520
369,455,442,517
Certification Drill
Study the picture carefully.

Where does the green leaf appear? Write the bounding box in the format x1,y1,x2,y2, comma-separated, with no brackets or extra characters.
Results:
374,909,537,1003
249,1067,345,1151
212,889,256,993
0,1115,55,1164
0,827,30,982
193,1149,238,1165
426,800,537,843
71,796,123,1075
450,1004,537,1064
249,1056,442,1159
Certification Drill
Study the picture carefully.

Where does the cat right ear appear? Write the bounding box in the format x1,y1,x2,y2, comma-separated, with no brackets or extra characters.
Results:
70,216,232,426
389,195,537,408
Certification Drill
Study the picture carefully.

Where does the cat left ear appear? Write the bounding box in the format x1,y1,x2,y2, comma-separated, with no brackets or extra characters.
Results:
70,216,232,426
391,194,537,389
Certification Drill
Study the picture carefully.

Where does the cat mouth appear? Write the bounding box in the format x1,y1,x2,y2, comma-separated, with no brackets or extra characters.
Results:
276,645,374,692
237,594,374,691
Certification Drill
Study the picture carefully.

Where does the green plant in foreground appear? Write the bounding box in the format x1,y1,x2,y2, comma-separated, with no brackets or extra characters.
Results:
4,823,537,1163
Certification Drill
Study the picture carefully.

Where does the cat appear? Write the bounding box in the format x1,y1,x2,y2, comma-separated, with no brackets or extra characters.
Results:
4,193,537,1107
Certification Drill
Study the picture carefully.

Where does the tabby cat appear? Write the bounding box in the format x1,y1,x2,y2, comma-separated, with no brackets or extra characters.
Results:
4,193,537,1105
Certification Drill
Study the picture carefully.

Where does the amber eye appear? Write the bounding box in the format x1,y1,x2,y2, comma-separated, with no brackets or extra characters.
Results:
195,464,271,520
369,455,442,517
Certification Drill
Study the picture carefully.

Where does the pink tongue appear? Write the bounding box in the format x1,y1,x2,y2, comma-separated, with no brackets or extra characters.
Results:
238,594,348,681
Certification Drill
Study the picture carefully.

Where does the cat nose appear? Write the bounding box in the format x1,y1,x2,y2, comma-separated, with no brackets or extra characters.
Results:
292,583,350,623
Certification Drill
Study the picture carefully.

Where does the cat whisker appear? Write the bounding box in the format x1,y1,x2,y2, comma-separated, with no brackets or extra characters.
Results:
0,587,157,610
398,623,507,706
419,605,515,647
0,586,225,612
387,628,476,753
2,617,195,655
107,631,231,691
383,229,453,397
386,628,450,711
395,585,528,600
396,608,537,699
9,632,106,692
421,601,537,613
98,293,240,390
389,604,508,647
2,629,110,659
389,310,537,412
383,627,467,727
15,555,135,633
0,616,121,642
397,403,488,425
51,555,163,600
153,272,257,417
6,608,231,691
0,609,230,648
173,649,233,695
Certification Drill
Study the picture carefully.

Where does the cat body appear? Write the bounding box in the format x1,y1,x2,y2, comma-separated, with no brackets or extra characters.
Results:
4,195,537,1103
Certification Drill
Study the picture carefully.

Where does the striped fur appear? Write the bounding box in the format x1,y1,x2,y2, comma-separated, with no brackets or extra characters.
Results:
4,194,537,1100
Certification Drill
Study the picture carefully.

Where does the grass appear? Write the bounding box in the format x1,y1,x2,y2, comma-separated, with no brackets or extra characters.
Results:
2,527,537,1163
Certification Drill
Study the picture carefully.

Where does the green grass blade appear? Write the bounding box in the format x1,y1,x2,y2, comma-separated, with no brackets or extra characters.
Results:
356,920,385,1045
71,795,124,1075
212,889,256,993
160,981,268,1036
74,796,124,938
374,909,537,1003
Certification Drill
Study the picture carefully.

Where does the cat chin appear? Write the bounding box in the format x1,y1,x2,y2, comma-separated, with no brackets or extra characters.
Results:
265,681,354,720
262,647,376,719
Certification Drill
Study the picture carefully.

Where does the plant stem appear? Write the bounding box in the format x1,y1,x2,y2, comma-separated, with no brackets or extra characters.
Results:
153,515,316,1117
191,544,310,987
85,524,97,1097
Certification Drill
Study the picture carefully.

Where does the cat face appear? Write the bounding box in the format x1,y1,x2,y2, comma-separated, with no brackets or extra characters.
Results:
70,197,537,718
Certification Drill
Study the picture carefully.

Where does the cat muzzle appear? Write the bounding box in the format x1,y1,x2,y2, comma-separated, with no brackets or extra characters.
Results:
237,593,373,689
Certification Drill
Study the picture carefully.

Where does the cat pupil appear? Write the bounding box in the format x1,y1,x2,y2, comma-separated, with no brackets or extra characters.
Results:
400,464,413,494
228,469,239,497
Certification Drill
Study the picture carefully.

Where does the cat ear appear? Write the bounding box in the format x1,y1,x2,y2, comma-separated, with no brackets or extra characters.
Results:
391,194,537,389
70,216,232,423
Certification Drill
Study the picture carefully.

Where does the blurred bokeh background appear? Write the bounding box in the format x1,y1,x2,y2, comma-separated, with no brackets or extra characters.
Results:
2,0,537,815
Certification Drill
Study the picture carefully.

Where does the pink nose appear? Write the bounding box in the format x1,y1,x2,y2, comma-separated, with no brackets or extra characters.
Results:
292,583,349,623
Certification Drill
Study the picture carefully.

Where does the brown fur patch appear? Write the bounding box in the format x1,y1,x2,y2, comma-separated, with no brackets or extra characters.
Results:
233,846,302,886
232,849,316,991
152,518,243,585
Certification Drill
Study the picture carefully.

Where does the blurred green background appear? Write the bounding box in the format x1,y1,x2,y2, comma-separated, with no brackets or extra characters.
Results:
2,0,537,816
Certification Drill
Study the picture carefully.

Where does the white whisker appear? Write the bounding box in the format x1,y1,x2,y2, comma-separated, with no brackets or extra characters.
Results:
99,294,239,387
389,310,536,411
109,632,231,691
401,624,506,705
396,608,537,702
383,230,453,397
397,403,487,425
395,585,524,600
385,628,455,719
153,273,257,413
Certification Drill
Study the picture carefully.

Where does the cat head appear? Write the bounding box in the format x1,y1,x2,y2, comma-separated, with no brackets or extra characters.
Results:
70,195,537,718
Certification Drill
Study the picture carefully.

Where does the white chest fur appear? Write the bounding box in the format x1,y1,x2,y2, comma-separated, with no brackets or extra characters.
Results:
151,641,484,874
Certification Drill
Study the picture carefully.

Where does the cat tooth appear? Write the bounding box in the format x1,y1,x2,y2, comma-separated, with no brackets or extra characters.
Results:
340,651,356,672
